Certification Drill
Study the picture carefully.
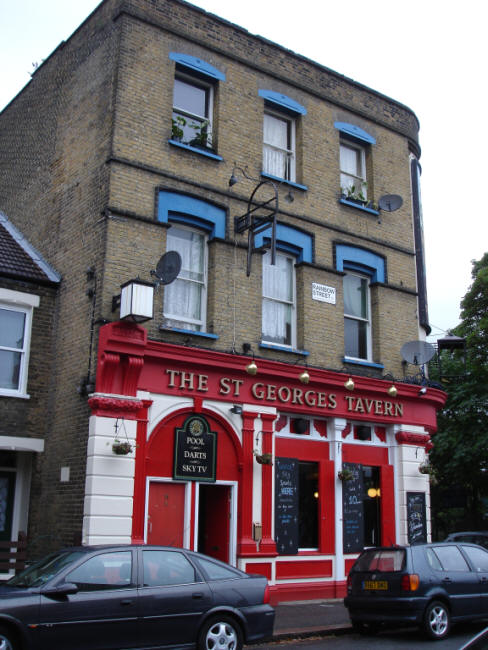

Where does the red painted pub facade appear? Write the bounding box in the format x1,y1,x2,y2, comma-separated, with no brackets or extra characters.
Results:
85,321,445,603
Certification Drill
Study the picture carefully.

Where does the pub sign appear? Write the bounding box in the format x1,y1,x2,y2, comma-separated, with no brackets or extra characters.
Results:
173,415,217,482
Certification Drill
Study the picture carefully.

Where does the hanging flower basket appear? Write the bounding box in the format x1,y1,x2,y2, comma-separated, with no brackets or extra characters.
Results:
418,462,432,475
254,452,273,465
112,440,133,455
338,469,354,481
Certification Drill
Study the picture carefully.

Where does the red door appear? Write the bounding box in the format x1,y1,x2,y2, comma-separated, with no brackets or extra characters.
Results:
147,482,185,546
198,485,230,563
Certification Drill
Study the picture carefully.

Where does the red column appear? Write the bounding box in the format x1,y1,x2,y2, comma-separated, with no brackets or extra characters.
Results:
238,411,259,556
131,399,152,544
259,412,277,555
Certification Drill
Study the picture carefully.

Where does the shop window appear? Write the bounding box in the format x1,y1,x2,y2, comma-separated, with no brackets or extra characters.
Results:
0,289,39,398
163,226,207,332
343,272,371,361
262,250,296,348
298,462,319,549
263,111,295,182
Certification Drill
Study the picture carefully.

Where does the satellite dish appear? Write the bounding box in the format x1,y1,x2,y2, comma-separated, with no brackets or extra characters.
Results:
378,194,403,212
151,251,182,285
401,340,435,365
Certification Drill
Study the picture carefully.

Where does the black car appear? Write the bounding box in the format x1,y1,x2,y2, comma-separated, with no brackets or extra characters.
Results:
445,532,488,550
0,545,274,650
344,542,488,640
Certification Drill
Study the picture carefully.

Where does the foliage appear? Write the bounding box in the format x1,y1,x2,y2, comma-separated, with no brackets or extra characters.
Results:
429,253,488,537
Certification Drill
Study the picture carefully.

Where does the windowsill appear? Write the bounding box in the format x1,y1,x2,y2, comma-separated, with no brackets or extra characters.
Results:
259,342,309,356
159,326,219,340
343,357,384,370
168,139,223,161
339,198,380,216
0,391,30,399
261,172,308,192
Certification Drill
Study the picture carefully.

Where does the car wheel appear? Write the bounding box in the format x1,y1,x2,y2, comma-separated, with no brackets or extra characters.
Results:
423,600,450,640
352,620,380,635
198,615,243,650
0,626,18,650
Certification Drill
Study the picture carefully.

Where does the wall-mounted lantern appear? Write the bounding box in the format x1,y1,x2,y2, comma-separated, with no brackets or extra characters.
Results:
113,279,154,323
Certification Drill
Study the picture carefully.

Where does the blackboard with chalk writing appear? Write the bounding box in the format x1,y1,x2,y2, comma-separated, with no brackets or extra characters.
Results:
275,458,299,555
407,492,427,544
342,462,364,553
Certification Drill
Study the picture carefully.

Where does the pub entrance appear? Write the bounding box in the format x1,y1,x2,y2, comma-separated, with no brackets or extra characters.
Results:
197,484,232,563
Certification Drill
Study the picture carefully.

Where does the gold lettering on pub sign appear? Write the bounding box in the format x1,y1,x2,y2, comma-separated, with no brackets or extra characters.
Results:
165,369,403,417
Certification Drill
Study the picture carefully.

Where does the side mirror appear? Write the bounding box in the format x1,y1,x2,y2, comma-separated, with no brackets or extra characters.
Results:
42,582,79,598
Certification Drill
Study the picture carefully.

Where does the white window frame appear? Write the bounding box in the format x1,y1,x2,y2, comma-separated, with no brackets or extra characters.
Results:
263,109,296,182
163,225,208,332
0,289,39,398
172,73,214,147
343,272,372,361
262,251,296,348
340,141,367,198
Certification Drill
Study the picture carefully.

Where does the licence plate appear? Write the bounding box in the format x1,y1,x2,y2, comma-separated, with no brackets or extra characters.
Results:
363,580,388,590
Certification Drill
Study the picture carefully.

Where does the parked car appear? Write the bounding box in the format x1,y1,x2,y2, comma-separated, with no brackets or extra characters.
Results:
0,545,274,650
445,532,488,550
344,542,488,640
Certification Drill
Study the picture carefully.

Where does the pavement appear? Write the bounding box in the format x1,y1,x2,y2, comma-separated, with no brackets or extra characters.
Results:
272,598,352,640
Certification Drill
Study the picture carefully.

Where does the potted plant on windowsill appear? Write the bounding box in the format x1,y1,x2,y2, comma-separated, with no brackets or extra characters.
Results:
189,120,211,150
340,183,378,211
171,116,186,142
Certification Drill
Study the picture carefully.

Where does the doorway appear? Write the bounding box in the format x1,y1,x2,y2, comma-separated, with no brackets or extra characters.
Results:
147,482,186,547
197,484,231,563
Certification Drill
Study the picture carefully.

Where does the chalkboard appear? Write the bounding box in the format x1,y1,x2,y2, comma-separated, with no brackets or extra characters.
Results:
275,458,299,555
407,492,427,544
342,462,364,553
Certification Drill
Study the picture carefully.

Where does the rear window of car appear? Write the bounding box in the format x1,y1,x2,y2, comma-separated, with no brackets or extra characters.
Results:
354,549,405,572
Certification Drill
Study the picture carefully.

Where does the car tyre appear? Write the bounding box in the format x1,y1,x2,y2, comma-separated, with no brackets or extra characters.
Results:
198,615,243,650
423,600,450,640
0,626,18,650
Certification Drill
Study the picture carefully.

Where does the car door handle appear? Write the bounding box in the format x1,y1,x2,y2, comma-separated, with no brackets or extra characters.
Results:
192,592,204,599
120,599,134,606
442,578,452,583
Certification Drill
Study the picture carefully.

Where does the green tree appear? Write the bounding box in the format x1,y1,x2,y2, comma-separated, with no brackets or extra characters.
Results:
430,253,488,537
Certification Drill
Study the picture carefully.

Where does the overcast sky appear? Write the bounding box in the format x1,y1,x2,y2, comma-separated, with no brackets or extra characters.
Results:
1,0,485,343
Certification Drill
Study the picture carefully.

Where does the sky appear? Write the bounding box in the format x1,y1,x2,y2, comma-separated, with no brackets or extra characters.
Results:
1,0,486,343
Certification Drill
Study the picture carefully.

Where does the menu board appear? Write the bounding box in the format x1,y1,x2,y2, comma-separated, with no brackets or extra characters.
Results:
342,462,364,553
275,458,299,555
407,492,427,544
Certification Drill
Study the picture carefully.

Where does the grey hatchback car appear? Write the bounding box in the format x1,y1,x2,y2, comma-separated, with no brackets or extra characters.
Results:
345,542,488,640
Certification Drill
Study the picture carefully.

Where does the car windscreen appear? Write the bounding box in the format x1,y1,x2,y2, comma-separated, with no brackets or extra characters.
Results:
353,548,405,572
7,550,86,587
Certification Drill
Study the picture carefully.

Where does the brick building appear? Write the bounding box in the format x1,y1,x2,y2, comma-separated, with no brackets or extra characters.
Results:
0,213,60,572
0,0,444,599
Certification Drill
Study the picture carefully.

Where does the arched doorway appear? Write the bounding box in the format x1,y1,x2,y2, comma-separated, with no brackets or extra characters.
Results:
144,408,241,564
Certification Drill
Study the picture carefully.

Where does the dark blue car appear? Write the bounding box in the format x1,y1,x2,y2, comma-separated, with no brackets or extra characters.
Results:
344,542,488,640
0,545,274,650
